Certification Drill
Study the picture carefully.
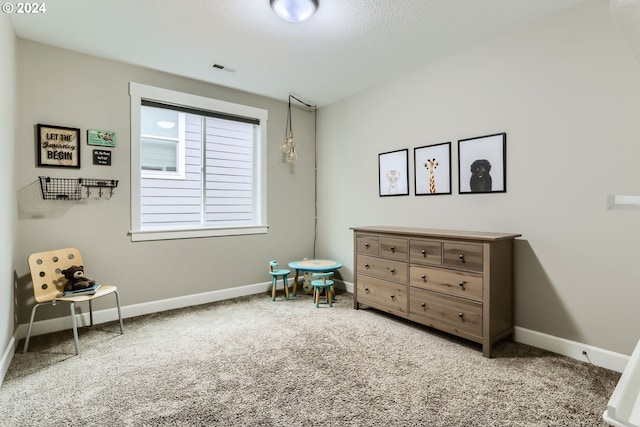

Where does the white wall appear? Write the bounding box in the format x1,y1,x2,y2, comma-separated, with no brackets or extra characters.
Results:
316,0,640,356
0,13,17,384
14,40,317,325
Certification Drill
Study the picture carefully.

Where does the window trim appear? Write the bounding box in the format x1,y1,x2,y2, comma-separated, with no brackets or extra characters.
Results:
129,82,268,241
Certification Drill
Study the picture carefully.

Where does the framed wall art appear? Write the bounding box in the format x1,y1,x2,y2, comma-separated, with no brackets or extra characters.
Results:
378,149,409,197
414,142,451,196
87,129,116,147
458,132,506,194
93,149,112,166
36,124,81,169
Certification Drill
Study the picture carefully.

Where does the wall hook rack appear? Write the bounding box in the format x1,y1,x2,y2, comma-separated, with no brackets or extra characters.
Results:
38,176,119,200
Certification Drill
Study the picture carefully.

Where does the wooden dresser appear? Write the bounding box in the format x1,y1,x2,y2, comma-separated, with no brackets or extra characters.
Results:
352,226,521,357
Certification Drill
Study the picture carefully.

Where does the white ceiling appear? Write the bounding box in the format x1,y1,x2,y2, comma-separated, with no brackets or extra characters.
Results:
10,0,590,107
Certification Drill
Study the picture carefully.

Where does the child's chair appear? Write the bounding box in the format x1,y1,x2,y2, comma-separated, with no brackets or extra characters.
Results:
24,247,124,355
269,261,290,301
311,272,334,308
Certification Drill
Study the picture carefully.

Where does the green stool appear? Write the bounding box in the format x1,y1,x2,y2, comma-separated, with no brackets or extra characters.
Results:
311,272,334,308
269,260,290,301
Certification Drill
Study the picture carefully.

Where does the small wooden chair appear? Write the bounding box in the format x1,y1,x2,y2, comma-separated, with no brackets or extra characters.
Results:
24,247,124,355
269,260,290,301
311,272,334,308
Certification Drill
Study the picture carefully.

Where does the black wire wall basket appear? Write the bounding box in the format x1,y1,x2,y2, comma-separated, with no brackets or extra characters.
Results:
38,176,119,200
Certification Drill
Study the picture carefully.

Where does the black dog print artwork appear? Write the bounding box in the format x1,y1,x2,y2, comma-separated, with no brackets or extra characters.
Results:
469,159,492,192
458,132,506,194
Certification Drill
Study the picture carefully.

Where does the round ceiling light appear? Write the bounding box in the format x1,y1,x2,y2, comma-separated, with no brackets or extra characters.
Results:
270,0,318,23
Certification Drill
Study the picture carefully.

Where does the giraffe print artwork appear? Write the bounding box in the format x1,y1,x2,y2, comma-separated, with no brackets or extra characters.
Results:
424,158,438,194
414,142,451,195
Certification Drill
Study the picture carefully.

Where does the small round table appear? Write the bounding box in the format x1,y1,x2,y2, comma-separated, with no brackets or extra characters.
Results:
288,259,343,297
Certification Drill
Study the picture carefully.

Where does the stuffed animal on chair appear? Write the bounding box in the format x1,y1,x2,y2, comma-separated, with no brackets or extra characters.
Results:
61,265,96,291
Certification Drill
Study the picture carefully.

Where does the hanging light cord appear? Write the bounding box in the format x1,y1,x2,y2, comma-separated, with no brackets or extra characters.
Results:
286,96,292,136
289,94,315,110
286,93,318,257
312,103,318,258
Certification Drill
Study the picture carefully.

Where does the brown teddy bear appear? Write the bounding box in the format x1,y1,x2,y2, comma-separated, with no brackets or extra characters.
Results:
61,265,96,292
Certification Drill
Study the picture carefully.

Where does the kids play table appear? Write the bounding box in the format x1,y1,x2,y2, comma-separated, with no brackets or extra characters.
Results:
288,259,343,297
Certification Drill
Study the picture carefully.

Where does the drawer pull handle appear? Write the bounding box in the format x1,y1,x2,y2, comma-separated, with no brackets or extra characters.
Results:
458,312,464,318
364,243,370,248
364,263,370,268
459,281,465,288
390,246,395,252
421,249,426,256
459,254,465,263
421,302,426,308
421,274,427,281
364,287,369,292
389,268,395,273
390,294,395,299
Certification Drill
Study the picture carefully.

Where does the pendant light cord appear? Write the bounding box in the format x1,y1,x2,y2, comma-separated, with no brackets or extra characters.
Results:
286,96,292,135
287,93,317,257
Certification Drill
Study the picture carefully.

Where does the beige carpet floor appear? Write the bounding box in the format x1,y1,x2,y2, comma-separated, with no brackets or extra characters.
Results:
0,291,620,426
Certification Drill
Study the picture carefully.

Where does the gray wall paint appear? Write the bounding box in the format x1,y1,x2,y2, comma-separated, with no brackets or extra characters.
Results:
14,40,317,324
315,0,640,355
1,13,17,373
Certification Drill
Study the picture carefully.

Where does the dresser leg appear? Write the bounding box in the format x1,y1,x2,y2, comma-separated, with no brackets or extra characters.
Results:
482,342,492,358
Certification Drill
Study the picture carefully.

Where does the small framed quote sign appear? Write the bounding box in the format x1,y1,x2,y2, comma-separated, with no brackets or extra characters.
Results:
93,149,112,166
37,124,81,168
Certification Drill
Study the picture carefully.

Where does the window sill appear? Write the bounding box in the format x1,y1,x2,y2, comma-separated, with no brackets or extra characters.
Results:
129,225,268,242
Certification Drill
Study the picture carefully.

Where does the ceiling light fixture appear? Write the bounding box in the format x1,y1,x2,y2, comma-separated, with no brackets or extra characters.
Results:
270,0,318,23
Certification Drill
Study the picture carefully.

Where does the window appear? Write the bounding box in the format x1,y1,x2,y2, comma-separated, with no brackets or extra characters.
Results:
129,82,268,241
140,106,185,179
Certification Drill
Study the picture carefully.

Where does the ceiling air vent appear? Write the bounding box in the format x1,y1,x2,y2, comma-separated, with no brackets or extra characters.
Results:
211,63,235,73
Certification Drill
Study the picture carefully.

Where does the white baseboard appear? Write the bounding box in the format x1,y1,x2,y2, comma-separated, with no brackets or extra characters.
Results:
14,279,354,341
0,335,16,387
338,280,354,294
515,326,629,373
14,281,274,340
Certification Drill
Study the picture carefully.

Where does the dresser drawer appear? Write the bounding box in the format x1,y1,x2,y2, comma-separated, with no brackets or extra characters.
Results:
410,266,482,301
409,239,442,266
381,237,408,261
357,275,408,314
357,255,408,284
409,288,482,338
356,234,380,256
443,242,483,272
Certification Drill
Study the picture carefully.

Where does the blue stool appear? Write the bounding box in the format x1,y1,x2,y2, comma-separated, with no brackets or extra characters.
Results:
269,261,290,301
311,272,334,308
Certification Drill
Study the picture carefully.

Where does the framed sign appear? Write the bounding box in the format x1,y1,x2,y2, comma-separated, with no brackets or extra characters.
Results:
458,132,506,194
378,149,409,197
93,149,112,166
88,129,116,147
414,142,451,196
37,124,81,168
